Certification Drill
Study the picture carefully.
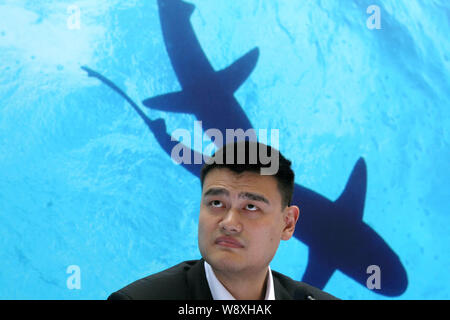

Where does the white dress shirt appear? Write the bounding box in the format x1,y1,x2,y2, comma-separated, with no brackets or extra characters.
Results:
204,260,275,300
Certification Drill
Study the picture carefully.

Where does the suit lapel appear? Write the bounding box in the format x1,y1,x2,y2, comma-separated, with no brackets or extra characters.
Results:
186,259,214,300
273,276,294,300
185,260,297,300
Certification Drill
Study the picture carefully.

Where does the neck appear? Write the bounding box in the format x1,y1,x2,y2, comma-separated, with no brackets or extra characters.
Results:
212,267,269,300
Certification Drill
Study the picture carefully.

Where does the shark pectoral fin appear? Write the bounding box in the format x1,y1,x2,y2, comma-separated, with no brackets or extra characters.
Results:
142,91,193,113
301,249,336,289
334,157,367,221
217,47,259,93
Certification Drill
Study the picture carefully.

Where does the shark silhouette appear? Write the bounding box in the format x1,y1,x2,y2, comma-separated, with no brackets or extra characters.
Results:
82,0,408,296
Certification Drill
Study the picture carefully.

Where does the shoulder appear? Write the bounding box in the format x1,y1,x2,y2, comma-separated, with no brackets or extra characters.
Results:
108,260,201,300
271,269,339,300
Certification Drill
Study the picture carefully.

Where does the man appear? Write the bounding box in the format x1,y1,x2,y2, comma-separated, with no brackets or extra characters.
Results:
108,141,338,300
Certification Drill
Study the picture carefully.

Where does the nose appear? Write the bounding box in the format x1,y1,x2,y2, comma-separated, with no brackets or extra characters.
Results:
219,208,242,234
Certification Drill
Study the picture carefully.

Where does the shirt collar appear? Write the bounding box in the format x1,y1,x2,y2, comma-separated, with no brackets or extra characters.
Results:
204,260,275,300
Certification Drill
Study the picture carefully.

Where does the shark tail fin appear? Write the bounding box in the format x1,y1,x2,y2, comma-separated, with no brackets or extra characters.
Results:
160,0,195,17
217,47,259,93
181,0,195,17
334,157,367,221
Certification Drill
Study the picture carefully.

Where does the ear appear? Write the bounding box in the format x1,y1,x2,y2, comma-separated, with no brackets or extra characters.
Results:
281,205,300,241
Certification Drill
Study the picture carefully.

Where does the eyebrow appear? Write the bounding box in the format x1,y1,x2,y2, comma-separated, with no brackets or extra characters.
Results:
203,188,270,205
203,188,229,198
240,192,270,205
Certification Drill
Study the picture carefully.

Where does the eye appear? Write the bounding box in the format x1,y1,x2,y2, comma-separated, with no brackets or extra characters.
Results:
245,203,259,211
210,200,224,208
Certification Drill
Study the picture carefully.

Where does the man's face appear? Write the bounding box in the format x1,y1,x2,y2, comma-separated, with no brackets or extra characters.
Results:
198,168,299,276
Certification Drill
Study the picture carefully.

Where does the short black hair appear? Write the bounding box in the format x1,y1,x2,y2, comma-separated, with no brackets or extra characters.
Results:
200,141,295,208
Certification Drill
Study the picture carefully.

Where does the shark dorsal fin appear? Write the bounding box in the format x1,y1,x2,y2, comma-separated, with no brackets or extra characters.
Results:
217,47,259,93
334,157,367,221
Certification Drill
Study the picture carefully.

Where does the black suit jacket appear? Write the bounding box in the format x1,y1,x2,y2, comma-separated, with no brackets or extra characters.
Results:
108,259,338,300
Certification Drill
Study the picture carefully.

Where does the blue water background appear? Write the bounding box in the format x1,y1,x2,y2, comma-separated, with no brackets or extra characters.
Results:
0,0,448,299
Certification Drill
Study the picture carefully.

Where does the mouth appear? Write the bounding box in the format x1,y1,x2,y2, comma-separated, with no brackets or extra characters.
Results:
215,236,244,249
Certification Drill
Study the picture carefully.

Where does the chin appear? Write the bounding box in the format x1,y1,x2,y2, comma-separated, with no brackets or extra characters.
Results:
206,249,248,273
